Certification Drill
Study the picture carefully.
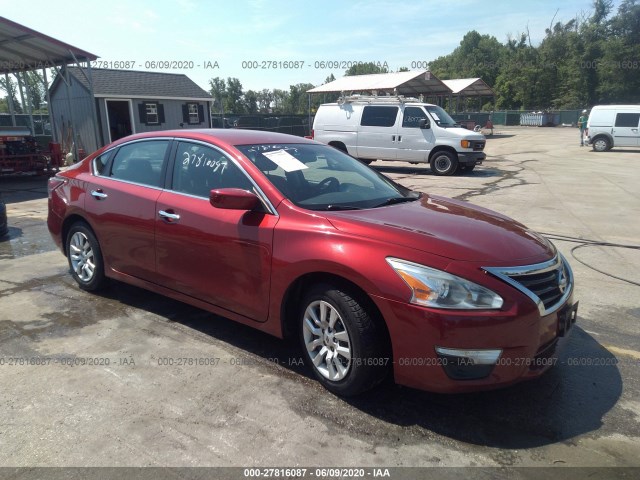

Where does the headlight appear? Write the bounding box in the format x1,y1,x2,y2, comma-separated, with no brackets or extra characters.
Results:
387,258,503,310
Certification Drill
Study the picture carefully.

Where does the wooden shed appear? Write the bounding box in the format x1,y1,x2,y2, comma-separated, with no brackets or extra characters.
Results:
49,67,213,154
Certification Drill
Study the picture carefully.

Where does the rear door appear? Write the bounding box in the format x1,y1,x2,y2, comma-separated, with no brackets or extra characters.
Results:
357,105,399,161
85,139,170,281
612,112,640,146
154,140,278,322
395,106,434,162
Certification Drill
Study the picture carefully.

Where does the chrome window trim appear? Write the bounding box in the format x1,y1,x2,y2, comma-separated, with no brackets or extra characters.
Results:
482,253,574,316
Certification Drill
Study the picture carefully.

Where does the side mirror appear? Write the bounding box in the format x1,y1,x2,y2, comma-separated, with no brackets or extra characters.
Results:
419,119,431,129
210,188,260,210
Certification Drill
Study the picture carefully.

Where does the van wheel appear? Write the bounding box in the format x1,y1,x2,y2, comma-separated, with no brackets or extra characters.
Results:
592,137,610,152
358,158,373,165
430,151,458,176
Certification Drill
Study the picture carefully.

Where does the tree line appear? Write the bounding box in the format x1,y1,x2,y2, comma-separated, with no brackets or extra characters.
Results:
208,0,639,114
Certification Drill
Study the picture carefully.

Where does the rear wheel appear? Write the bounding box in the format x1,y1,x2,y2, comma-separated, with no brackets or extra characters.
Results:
66,223,107,291
592,137,611,152
299,284,389,396
430,151,458,176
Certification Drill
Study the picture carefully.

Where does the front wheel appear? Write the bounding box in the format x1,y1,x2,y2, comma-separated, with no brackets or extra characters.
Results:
592,137,611,152
66,223,107,291
430,151,458,176
299,284,389,396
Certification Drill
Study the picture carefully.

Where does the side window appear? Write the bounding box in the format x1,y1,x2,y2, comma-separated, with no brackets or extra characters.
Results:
361,106,398,127
93,150,113,176
172,142,253,198
109,140,169,187
614,113,640,128
402,107,428,128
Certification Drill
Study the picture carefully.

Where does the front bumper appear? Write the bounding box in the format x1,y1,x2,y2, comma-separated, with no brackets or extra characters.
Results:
372,291,576,393
458,151,486,166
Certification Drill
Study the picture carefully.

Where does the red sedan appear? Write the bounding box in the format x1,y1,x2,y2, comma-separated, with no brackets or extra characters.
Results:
47,129,577,396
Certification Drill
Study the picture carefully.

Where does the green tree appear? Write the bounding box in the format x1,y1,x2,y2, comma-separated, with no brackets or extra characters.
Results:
344,62,389,76
225,77,245,114
243,89,258,114
209,77,226,114
0,75,22,113
272,89,289,113
256,89,273,113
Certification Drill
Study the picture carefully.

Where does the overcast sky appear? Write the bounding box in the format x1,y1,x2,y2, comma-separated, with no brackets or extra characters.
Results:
1,0,622,92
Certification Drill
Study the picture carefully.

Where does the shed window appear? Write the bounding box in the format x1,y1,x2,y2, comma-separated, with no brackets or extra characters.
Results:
138,102,165,126
182,103,204,125
146,103,159,124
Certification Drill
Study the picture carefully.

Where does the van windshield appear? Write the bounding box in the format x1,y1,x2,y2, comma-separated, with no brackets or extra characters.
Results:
425,106,457,127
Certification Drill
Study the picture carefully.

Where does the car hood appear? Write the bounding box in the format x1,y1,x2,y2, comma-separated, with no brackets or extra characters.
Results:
325,194,555,263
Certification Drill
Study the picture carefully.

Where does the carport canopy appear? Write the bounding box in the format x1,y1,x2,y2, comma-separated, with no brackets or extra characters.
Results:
307,70,452,96
0,16,97,74
442,78,494,96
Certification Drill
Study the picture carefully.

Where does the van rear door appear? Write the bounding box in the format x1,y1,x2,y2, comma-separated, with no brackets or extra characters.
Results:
613,112,640,146
357,105,399,161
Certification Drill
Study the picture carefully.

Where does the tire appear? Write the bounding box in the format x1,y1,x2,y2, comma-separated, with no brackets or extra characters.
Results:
66,222,107,291
299,284,389,396
592,137,611,152
358,158,373,165
430,151,458,176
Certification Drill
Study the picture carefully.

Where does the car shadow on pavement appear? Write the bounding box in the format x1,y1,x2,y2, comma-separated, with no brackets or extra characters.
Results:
0,175,49,203
105,284,621,450
344,327,622,449
373,165,502,177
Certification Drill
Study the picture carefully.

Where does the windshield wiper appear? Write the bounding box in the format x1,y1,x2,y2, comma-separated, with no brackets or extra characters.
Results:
324,204,363,211
373,196,419,208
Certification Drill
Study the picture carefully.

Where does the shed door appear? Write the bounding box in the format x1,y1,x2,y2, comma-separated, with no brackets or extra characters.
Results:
106,100,133,142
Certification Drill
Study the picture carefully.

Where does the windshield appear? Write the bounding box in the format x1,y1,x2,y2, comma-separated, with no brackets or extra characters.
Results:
425,105,457,127
236,143,418,211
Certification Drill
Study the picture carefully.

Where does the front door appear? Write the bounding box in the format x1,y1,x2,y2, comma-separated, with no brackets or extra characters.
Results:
155,140,278,322
396,106,434,163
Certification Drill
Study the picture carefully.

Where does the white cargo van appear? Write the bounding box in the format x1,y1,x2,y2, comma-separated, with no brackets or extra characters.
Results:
311,95,486,175
587,105,640,152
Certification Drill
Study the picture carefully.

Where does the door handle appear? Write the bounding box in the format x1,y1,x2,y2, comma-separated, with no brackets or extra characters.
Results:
159,210,180,222
397,135,402,142
391,135,396,141
91,189,108,199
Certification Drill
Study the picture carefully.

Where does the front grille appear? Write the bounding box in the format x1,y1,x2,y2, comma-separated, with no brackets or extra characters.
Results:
483,254,573,316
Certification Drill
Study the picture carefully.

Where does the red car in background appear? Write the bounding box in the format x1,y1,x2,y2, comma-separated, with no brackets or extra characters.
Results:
47,129,577,396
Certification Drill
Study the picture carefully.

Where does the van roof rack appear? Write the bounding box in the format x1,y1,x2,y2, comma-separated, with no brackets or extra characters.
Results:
337,93,422,104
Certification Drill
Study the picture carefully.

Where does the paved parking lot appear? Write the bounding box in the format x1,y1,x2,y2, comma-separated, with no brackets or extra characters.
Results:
1,126,639,477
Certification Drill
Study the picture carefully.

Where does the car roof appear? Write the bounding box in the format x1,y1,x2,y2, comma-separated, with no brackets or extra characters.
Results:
112,129,316,147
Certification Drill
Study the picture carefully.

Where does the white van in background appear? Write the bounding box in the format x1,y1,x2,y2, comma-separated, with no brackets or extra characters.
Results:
587,105,640,151
311,95,486,176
